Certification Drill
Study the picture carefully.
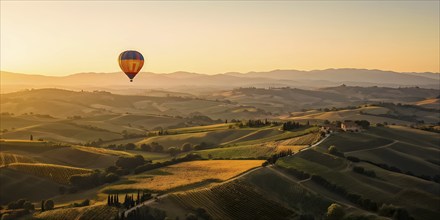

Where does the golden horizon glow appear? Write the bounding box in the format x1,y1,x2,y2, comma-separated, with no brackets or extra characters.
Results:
1,1,439,76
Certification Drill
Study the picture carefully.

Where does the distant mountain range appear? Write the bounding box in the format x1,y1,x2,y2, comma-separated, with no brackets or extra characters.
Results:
1,69,439,94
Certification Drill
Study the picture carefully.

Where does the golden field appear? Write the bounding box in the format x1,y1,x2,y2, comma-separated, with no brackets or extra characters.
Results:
103,160,264,193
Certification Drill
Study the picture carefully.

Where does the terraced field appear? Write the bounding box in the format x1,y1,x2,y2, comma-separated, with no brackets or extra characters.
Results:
170,181,295,220
0,152,36,167
35,205,119,220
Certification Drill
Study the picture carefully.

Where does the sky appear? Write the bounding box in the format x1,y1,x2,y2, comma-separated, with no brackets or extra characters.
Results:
1,1,439,76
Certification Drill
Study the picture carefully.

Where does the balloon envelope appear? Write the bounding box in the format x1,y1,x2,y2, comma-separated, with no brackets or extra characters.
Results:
118,50,144,82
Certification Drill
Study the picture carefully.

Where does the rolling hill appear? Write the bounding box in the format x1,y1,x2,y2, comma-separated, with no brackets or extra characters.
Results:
2,69,439,94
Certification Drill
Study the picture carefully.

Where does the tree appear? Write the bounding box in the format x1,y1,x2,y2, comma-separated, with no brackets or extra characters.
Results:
167,147,180,157
328,145,343,157
7,202,18,210
115,155,145,170
151,142,164,152
44,200,54,211
140,143,151,151
41,200,45,212
17,199,26,208
30,134,33,141
326,203,345,220
181,143,192,152
355,120,370,129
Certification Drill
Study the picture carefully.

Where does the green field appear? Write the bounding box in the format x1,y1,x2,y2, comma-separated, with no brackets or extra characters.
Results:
197,144,276,159
277,128,440,220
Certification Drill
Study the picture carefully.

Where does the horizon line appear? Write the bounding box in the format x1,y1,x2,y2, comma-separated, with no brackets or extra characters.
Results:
1,67,439,77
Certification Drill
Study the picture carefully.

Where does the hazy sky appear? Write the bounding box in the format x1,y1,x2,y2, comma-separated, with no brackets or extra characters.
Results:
1,1,439,76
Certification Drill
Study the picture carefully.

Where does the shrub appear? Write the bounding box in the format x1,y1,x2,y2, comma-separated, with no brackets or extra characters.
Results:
328,145,343,157
105,173,119,183
140,143,151,151
167,147,181,156
7,202,18,209
181,143,192,152
44,200,54,210
125,143,136,150
17,199,26,208
151,142,164,152
116,155,145,170
73,199,90,207
326,203,345,220
69,172,102,189
378,204,397,217
23,202,34,211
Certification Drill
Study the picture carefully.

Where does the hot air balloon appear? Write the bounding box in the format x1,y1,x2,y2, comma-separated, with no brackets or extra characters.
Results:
118,50,144,82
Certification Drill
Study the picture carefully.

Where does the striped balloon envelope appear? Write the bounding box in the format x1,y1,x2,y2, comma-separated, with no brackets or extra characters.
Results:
118,50,144,82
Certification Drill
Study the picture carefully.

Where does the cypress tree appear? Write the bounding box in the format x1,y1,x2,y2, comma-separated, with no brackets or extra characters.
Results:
107,194,110,206
124,194,128,207
41,200,45,212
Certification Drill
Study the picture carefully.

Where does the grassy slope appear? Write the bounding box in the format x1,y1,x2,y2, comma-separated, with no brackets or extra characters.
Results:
0,140,133,169
136,129,255,149
0,168,63,205
1,122,122,144
243,168,331,218
7,163,92,185
317,126,440,176
38,146,120,169
277,128,440,220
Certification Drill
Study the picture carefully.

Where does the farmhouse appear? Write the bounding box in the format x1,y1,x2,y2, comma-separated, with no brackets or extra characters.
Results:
341,121,361,132
321,124,341,133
